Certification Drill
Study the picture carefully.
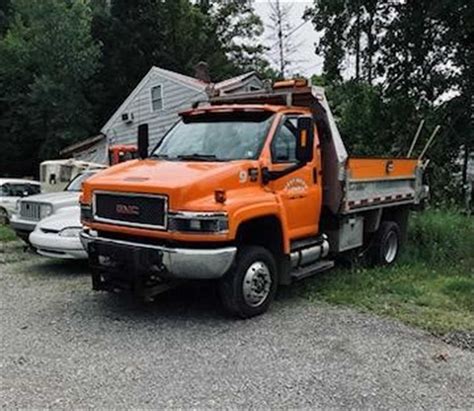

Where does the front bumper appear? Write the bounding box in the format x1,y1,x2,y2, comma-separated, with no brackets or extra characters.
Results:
30,230,88,259
80,230,236,280
10,215,38,240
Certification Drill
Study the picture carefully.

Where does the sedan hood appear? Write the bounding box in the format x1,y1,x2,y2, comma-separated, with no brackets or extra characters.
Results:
37,206,80,231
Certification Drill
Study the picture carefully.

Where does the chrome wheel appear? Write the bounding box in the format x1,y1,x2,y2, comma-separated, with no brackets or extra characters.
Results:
383,231,398,263
242,261,272,307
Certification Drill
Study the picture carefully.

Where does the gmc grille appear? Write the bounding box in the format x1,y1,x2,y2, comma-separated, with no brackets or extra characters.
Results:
20,202,41,221
93,192,167,229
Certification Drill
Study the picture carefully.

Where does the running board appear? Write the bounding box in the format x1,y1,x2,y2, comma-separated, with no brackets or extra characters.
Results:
291,260,335,281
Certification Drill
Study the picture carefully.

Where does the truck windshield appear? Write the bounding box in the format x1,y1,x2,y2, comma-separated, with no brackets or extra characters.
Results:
152,111,274,161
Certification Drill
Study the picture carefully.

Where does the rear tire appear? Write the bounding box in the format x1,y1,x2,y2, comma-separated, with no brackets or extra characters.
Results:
218,246,278,319
370,221,401,266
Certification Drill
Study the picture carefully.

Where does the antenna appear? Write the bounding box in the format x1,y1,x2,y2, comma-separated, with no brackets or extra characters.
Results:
418,125,441,161
407,119,424,158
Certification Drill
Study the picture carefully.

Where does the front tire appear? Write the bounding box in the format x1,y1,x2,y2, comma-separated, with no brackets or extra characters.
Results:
218,246,278,319
370,221,401,266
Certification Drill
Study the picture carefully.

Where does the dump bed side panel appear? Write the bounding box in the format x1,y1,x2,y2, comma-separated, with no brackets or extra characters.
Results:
348,158,418,180
343,158,422,213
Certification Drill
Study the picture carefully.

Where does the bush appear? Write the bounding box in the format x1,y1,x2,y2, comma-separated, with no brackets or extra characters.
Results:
405,208,474,263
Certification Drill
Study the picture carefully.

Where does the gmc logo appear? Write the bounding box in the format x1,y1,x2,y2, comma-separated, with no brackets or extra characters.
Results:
116,204,140,216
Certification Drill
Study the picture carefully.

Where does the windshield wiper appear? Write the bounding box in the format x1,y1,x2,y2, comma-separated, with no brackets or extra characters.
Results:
150,153,169,159
177,154,219,162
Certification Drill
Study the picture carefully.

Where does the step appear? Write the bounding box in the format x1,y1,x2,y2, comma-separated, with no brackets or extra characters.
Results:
290,260,335,281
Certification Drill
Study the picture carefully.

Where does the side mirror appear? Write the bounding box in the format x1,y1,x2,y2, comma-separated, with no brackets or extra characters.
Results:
296,116,314,164
138,124,149,159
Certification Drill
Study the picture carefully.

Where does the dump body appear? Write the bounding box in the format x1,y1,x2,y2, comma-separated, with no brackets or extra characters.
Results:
343,157,423,213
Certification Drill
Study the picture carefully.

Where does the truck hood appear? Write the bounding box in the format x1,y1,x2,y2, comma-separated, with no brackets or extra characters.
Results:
37,206,80,231
83,159,258,209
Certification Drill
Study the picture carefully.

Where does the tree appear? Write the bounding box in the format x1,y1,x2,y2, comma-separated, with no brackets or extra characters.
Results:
305,0,348,83
266,0,302,78
0,0,100,176
205,0,271,79
89,0,271,126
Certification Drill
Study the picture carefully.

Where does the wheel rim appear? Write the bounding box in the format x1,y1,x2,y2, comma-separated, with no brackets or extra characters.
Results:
242,261,272,307
383,231,398,263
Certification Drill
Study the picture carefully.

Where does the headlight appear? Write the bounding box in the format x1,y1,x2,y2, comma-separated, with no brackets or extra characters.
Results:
40,204,53,219
168,212,229,233
58,227,83,238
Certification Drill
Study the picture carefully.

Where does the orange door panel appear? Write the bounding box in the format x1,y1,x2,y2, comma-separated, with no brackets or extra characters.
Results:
267,115,321,239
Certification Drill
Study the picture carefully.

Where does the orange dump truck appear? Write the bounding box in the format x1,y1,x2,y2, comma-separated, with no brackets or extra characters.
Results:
80,80,428,318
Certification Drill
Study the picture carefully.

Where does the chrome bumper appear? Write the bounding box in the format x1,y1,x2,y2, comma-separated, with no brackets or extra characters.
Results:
80,230,236,280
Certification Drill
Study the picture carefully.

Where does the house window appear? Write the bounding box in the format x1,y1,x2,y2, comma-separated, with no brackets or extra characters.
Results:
151,85,163,111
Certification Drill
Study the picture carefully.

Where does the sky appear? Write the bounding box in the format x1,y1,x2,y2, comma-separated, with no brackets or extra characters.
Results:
253,0,324,77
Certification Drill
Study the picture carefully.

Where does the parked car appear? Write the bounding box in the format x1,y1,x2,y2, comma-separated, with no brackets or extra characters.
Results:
29,206,86,259
0,179,41,225
11,170,99,242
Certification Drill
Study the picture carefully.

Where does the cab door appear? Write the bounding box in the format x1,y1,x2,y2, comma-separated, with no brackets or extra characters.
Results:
268,115,322,239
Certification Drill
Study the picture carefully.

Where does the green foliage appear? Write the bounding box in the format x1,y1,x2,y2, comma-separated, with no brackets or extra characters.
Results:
302,210,474,334
0,0,100,176
0,225,17,242
308,0,473,205
0,0,271,177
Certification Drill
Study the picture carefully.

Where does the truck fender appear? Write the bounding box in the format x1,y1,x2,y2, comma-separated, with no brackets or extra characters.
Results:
230,202,290,254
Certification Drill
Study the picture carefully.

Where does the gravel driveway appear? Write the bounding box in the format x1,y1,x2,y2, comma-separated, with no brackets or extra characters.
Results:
1,242,473,409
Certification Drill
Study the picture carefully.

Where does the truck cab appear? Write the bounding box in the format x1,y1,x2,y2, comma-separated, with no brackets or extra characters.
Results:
80,80,427,318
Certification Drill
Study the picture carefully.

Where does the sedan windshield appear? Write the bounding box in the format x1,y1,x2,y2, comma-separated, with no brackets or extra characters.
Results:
152,111,274,161
65,171,97,192
0,183,40,197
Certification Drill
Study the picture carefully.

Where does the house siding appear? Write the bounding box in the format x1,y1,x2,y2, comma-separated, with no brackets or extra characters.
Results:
101,70,207,148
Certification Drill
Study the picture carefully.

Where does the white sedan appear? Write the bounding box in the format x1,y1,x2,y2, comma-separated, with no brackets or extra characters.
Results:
29,206,86,259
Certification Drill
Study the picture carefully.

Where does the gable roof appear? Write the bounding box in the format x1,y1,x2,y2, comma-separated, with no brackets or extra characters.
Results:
60,134,106,157
101,66,260,134
214,71,259,92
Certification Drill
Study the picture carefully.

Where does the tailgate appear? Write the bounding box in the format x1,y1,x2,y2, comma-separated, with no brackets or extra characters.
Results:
342,158,423,213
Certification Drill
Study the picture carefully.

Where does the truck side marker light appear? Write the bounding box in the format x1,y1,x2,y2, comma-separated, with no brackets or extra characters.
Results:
301,129,307,147
215,189,226,204
248,168,259,182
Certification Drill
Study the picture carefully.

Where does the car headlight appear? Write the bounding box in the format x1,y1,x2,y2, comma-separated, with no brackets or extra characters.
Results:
58,227,83,238
168,212,229,233
40,204,53,219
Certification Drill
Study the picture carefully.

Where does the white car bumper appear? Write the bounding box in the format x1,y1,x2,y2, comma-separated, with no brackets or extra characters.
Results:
29,230,87,260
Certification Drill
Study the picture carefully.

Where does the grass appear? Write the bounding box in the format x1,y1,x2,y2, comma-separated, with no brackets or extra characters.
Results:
0,225,17,242
303,209,474,335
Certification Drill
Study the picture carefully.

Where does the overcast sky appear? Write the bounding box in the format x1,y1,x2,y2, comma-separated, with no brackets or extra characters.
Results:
253,0,325,77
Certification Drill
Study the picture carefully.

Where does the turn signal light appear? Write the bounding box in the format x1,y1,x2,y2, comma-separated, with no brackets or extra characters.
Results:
215,189,226,204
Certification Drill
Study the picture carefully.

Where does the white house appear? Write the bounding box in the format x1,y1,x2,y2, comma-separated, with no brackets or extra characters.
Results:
61,67,263,163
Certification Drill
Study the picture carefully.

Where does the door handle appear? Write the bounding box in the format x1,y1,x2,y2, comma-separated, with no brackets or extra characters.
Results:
312,167,318,184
